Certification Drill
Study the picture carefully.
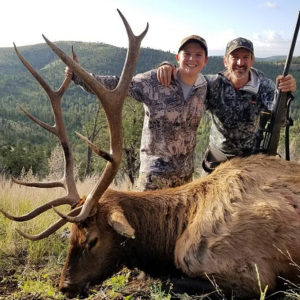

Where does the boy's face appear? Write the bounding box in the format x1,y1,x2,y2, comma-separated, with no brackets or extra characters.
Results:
176,42,208,78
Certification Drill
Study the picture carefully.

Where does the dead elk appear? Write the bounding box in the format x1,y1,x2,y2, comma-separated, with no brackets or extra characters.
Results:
1,10,300,299
58,154,300,298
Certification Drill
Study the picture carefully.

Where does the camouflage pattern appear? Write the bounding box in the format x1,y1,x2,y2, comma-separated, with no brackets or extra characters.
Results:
73,69,207,190
225,37,254,56
205,68,276,155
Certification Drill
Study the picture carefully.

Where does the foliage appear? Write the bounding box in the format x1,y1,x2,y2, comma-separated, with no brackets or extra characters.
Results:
121,97,144,184
150,282,172,300
0,42,300,183
12,270,64,300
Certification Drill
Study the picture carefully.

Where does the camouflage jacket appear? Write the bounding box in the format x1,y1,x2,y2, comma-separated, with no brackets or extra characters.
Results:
205,68,276,155
73,69,207,188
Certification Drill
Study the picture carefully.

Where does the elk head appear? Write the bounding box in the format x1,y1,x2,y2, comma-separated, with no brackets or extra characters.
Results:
0,9,148,298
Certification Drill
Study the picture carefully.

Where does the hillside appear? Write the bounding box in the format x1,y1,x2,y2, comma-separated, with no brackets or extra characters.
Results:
0,41,299,180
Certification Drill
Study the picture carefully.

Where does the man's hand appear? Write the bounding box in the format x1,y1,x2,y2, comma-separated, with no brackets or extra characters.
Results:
157,64,177,86
276,74,297,92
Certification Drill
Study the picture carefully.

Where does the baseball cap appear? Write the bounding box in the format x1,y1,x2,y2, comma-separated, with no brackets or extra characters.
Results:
225,37,254,56
178,35,208,56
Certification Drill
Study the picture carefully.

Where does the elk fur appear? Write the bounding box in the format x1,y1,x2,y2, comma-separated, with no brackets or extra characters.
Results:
60,154,300,298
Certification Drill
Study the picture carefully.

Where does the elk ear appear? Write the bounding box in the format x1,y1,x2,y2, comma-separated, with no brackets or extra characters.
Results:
108,210,135,239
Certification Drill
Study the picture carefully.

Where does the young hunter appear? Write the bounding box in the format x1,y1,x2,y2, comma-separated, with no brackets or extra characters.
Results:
66,35,208,189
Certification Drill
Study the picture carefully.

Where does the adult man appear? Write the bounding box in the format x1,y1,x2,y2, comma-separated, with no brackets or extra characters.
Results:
66,35,208,190
158,37,297,173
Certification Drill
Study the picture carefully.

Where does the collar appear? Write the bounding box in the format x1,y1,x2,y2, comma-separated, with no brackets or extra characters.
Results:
221,68,260,94
239,69,260,94
194,73,207,88
176,72,207,89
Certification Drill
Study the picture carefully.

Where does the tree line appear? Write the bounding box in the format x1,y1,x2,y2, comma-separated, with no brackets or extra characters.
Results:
0,41,299,183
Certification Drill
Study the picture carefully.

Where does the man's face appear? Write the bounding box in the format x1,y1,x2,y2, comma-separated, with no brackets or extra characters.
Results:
176,42,208,77
224,48,254,81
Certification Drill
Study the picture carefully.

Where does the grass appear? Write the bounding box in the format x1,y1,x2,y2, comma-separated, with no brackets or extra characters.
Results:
0,174,300,299
0,174,174,299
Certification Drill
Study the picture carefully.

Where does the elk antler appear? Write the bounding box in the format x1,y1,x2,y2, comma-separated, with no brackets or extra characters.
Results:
46,9,148,222
0,9,148,239
0,46,80,240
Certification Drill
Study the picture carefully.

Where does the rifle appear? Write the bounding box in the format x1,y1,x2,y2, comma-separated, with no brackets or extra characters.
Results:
254,11,300,160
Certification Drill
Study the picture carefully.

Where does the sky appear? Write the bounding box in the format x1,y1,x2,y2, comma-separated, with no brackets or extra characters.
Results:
1,0,299,58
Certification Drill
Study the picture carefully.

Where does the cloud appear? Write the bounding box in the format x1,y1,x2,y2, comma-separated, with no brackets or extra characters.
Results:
252,30,292,56
264,1,278,8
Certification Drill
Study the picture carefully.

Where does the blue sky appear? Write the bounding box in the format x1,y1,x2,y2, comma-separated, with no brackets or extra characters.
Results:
1,0,299,57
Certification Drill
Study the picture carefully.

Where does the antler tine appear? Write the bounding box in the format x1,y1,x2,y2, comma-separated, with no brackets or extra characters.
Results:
18,104,56,135
75,131,113,162
44,10,148,223
15,206,82,241
0,45,81,236
57,46,75,97
0,196,76,221
12,176,65,189
116,9,149,94
14,43,72,101
42,35,110,101
12,43,80,202
14,43,55,100
16,220,67,241
74,11,148,222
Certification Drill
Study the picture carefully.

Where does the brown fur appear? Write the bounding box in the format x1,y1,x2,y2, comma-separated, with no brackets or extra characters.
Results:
59,154,300,298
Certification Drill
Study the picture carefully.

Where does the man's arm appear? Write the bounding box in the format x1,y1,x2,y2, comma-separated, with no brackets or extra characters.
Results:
156,62,297,92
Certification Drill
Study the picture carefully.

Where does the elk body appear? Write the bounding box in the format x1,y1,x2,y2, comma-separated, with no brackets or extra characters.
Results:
60,154,300,298
1,9,300,300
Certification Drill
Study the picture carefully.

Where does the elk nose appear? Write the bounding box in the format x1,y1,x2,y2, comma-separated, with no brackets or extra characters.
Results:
59,283,76,299
60,282,89,299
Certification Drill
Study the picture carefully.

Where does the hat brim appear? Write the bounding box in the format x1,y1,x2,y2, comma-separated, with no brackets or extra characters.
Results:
226,46,254,56
178,39,208,56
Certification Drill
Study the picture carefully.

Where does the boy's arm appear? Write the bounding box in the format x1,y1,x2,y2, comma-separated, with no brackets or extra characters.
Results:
72,72,119,94
64,54,119,94
66,65,147,102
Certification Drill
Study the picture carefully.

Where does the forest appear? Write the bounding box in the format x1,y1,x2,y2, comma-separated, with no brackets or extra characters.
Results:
0,41,300,184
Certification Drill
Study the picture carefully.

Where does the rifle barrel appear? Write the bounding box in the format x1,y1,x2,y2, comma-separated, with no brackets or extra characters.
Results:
264,11,300,156
283,10,300,76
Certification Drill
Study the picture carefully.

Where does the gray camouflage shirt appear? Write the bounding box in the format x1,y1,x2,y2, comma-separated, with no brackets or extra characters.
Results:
205,68,276,155
73,69,207,189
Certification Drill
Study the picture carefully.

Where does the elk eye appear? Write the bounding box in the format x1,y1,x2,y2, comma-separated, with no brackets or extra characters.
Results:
88,238,98,250
79,221,88,229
